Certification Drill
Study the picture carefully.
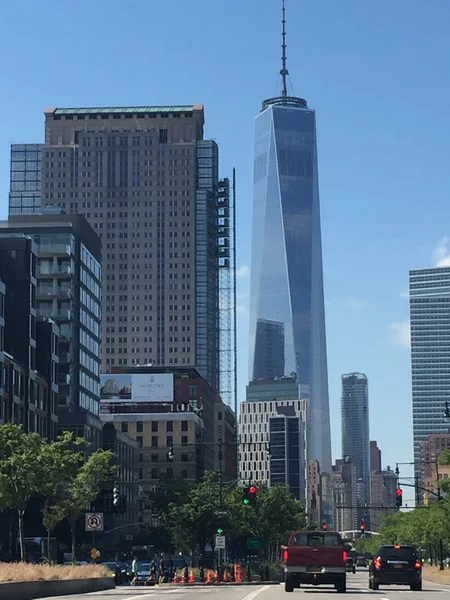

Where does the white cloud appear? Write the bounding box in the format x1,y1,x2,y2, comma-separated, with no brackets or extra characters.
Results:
344,297,368,310
433,237,450,267
388,321,411,348
236,265,250,279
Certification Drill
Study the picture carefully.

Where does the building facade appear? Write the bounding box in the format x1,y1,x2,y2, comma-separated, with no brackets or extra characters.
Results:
9,144,42,216
307,460,322,525
253,319,285,380
10,106,236,409
410,268,450,479
248,93,331,472
332,458,358,536
341,373,370,525
0,236,59,439
269,407,306,503
370,440,382,473
420,433,450,503
370,468,397,532
0,213,102,446
239,397,307,486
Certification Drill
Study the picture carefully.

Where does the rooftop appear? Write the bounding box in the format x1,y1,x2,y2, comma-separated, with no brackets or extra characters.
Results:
46,105,201,116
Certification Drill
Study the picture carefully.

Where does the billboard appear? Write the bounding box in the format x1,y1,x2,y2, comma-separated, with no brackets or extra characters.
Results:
100,373,174,403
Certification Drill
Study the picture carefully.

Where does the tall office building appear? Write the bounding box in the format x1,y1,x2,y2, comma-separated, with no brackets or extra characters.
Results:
410,267,450,481
370,440,382,473
253,319,285,380
0,213,102,446
341,373,370,524
10,106,236,409
248,0,331,471
9,144,42,215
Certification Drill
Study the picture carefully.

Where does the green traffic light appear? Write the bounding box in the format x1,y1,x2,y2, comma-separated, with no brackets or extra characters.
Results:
243,498,250,505
217,528,224,535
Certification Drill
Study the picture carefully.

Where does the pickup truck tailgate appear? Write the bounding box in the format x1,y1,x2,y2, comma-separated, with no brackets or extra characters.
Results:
284,546,345,567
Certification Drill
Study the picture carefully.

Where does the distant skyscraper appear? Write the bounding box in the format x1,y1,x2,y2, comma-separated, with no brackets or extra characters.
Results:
248,0,331,470
9,106,236,410
341,373,370,525
410,267,450,481
370,440,382,473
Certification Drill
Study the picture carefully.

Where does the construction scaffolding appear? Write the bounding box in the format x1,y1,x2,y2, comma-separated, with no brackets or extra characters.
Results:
217,169,237,414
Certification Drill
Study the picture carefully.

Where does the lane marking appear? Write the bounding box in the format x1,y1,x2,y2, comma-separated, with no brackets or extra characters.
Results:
240,585,271,600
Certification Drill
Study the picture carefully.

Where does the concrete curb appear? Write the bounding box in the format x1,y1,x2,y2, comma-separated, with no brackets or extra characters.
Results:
0,576,115,600
136,581,280,588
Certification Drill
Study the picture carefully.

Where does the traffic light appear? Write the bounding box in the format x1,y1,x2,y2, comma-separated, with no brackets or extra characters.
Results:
396,488,403,507
243,485,258,505
216,527,224,535
360,524,366,535
113,482,120,507
167,446,174,461
322,523,328,530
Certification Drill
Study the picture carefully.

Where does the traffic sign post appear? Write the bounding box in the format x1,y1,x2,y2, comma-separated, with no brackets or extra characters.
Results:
215,535,226,549
85,513,104,532
247,537,261,550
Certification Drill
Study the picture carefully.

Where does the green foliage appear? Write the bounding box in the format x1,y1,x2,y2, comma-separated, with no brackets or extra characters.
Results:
164,472,306,558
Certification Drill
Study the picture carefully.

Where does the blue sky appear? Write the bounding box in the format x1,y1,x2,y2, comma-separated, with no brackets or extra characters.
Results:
2,0,450,490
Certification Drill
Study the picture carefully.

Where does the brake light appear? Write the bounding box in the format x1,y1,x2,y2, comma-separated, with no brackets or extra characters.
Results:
343,551,348,562
394,545,401,549
374,558,382,570
415,561,422,569
283,549,289,562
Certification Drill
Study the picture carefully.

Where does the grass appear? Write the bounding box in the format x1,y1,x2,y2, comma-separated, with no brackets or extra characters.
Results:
423,565,450,585
0,563,113,583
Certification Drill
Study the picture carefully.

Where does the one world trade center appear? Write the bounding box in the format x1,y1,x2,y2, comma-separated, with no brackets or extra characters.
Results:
248,0,332,472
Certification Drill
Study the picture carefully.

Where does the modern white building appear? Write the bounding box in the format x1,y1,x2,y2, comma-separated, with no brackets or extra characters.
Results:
239,397,307,489
410,267,450,481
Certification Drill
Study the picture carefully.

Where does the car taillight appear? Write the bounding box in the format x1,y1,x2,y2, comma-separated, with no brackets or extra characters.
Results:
342,551,348,562
283,550,289,562
415,561,422,569
374,558,382,570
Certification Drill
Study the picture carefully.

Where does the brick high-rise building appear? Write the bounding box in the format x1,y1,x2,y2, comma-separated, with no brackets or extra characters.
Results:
370,440,381,473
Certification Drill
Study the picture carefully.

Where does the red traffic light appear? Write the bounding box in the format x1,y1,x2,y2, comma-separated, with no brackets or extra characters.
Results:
249,485,258,494
360,524,366,530
322,523,328,530
396,489,403,497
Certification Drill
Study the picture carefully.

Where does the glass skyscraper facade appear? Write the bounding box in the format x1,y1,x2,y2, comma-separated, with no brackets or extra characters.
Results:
410,267,450,480
9,144,42,215
249,96,331,472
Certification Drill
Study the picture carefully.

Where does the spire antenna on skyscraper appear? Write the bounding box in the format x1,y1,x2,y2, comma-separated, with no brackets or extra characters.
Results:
280,0,289,98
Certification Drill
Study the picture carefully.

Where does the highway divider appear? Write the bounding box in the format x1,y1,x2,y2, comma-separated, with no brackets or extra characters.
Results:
0,576,114,600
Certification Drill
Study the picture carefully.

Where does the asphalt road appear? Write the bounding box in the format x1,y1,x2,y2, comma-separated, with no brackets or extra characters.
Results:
43,570,449,600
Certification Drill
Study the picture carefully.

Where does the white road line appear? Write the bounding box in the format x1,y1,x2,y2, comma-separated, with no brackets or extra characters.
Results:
380,597,390,600
240,585,271,600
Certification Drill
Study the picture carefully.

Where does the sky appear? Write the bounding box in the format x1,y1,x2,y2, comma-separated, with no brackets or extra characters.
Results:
2,0,450,492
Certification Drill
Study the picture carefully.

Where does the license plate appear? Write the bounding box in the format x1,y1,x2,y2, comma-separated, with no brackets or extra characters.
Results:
307,567,321,573
394,564,403,569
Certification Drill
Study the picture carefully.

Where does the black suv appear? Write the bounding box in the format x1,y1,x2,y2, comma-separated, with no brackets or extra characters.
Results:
369,545,422,591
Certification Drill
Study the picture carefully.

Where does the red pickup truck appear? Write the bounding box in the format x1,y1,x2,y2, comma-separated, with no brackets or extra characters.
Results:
282,530,349,593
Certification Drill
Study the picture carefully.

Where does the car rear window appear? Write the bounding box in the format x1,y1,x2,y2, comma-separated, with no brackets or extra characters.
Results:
293,533,341,547
378,547,416,561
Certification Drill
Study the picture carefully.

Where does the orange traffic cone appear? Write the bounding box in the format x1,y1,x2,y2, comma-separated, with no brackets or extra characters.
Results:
206,569,213,583
189,569,195,583
173,570,179,583
223,568,229,582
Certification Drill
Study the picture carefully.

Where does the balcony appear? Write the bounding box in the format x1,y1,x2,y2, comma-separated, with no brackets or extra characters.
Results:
38,244,73,257
38,264,72,278
36,285,72,300
36,308,72,320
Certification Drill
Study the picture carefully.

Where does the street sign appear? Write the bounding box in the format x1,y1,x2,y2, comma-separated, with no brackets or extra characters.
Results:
90,548,100,560
215,535,226,549
85,513,104,532
214,510,228,516
247,537,261,549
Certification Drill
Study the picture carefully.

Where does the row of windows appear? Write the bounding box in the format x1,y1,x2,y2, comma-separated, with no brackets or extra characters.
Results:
121,420,189,433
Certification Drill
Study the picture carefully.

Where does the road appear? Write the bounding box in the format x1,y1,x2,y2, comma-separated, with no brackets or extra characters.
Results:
43,570,448,600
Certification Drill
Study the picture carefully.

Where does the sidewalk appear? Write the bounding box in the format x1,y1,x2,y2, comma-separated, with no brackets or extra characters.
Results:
423,566,450,586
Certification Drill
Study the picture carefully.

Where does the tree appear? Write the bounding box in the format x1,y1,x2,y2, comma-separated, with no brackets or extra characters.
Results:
43,448,116,561
0,424,49,561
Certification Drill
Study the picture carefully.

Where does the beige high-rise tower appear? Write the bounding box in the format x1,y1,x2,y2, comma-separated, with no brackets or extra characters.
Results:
35,105,233,397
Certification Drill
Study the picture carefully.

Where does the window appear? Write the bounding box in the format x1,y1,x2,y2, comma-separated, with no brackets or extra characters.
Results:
136,436,143,448
138,467,144,480
139,453,143,463
166,436,173,448
181,420,188,432
151,436,158,447
166,421,173,432
181,453,188,462
181,470,188,479
181,436,188,445
188,385,198,397
166,468,173,478
151,453,159,462
151,421,158,432
151,468,159,479
137,421,143,433
121,422,128,433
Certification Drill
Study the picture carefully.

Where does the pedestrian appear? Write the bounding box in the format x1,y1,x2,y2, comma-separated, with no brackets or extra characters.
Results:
131,556,139,586
159,555,166,584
